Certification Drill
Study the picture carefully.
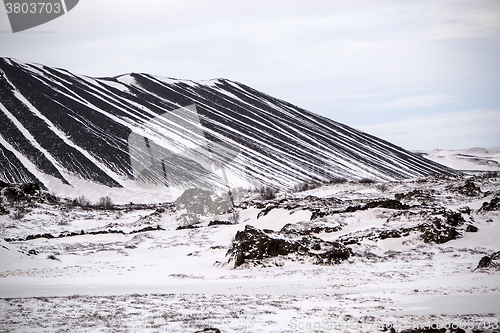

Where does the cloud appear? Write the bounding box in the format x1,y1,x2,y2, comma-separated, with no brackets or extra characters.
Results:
1,0,499,151
360,94,456,110
355,109,500,150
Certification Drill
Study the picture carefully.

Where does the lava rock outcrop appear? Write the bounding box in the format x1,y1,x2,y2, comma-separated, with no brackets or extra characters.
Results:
226,225,350,268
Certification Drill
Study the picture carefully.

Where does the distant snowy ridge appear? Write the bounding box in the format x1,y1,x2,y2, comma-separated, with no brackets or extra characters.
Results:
0,57,457,201
415,148,500,174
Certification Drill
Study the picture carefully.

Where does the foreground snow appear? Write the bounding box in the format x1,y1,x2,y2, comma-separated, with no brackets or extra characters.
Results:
0,175,499,332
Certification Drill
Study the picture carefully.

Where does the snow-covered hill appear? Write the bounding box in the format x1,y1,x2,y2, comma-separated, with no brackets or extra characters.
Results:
0,58,456,202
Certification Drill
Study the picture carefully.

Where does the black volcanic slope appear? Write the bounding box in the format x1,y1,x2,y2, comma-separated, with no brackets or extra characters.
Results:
0,58,456,191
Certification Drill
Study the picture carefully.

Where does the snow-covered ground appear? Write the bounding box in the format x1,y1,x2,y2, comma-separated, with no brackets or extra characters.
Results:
1,175,499,332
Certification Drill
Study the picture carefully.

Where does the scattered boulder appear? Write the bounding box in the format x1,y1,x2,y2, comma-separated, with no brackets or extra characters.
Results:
345,199,410,213
0,182,42,201
465,225,478,232
475,251,500,270
19,183,41,196
245,196,343,220
337,227,415,245
480,196,500,211
457,206,471,214
174,188,232,216
455,179,481,197
195,329,221,333
25,233,55,241
280,222,341,236
337,208,467,245
417,209,466,244
176,224,202,230
0,182,55,205
129,225,164,234
418,219,461,244
476,256,492,269
208,220,235,226
226,225,350,268
395,189,435,205
443,211,466,227
0,204,9,215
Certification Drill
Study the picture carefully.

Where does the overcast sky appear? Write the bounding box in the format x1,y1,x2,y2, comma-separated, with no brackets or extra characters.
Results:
1,0,499,150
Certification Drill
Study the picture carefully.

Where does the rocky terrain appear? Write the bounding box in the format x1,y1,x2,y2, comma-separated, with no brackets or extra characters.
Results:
0,173,499,332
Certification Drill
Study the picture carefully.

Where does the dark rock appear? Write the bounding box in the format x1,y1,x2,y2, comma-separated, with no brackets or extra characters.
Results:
19,183,41,196
28,249,38,255
280,222,341,236
176,224,202,230
444,211,466,227
129,225,164,234
364,199,410,210
338,208,467,245
457,206,471,214
466,225,478,232
195,328,221,333
37,192,60,204
226,225,350,268
419,218,461,244
1,186,23,201
337,227,414,245
346,199,410,213
208,220,235,226
394,193,404,200
480,196,500,211
395,189,435,204
455,179,481,196
0,183,43,202
476,256,491,269
86,229,125,236
418,210,466,244
379,229,402,239
25,233,54,241
257,204,278,219
243,196,344,221
0,204,9,215
475,251,500,270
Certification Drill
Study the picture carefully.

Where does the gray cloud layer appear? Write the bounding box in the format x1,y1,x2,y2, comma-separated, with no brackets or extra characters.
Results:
1,0,499,150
